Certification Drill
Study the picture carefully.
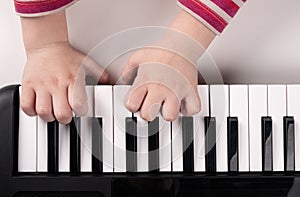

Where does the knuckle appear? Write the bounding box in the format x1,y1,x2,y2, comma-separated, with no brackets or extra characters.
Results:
150,84,167,93
66,73,77,82
56,75,73,88
22,79,34,87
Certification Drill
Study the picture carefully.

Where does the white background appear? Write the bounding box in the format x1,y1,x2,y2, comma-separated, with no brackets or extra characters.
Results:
1,0,300,87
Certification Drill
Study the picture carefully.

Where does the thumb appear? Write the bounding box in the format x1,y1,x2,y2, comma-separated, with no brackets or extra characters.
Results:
82,54,112,85
68,66,88,116
121,55,140,85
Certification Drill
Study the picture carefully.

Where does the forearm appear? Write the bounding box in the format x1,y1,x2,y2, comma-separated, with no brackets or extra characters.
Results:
21,11,69,52
169,10,216,49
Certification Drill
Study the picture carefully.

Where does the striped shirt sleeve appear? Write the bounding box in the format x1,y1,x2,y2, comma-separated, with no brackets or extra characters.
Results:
178,0,246,35
14,0,77,17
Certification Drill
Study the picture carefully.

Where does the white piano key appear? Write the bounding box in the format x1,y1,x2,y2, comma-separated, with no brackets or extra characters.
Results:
114,86,131,172
210,85,229,172
229,85,249,172
18,87,37,172
59,123,70,172
193,85,209,172
95,85,114,173
136,114,148,172
159,115,171,172
172,115,183,172
37,117,47,172
287,85,300,171
80,86,94,172
268,85,286,171
80,117,92,172
249,85,267,172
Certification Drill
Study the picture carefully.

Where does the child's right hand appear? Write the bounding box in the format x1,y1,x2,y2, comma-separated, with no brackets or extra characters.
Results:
19,11,110,124
21,41,110,124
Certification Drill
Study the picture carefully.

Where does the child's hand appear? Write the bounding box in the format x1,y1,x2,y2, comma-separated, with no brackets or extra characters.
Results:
19,11,110,124
21,42,110,124
122,11,216,121
122,48,200,121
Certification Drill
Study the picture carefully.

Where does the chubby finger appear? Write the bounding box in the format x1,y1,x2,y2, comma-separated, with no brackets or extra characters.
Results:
140,91,164,121
125,85,147,113
83,55,112,84
162,95,180,121
68,69,88,116
181,92,201,116
35,90,55,122
20,86,37,116
52,88,72,124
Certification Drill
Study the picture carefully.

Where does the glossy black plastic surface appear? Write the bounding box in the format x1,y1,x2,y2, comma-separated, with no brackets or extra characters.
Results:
126,117,137,172
148,117,159,173
182,116,194,172
92,117,103,173
284,116,295,171
70,117,81,174
227,117,238,172
205,117,216,172
47,120,59,173
261,116,273,172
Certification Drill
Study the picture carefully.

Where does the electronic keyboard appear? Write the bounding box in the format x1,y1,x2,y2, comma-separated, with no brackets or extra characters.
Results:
1,84,300,197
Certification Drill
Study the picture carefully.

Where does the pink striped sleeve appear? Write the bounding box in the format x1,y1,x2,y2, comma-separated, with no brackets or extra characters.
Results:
14,0,77,17
178,0,246,34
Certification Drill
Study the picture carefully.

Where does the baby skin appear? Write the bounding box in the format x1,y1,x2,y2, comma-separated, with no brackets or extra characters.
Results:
20,10,215,124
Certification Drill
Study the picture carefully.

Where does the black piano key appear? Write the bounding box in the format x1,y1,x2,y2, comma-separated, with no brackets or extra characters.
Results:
182,116,194,172
284,116,295,171
148,117,159,173
261,116,273,172
126,117,137,172
227,117,239,172
47,120,59,173
205,117,216,173
92,117,103,173
70,117,81,174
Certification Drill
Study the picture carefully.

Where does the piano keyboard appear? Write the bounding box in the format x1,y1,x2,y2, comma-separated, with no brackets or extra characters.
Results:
16,84,300,174
4,84,300,196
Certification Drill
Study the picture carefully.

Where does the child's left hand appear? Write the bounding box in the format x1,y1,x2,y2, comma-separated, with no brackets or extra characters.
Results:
122,47,200,121
121,11,216,121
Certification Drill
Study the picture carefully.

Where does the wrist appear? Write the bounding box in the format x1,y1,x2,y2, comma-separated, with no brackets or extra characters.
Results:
151,11,216,66
21,11,69,52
